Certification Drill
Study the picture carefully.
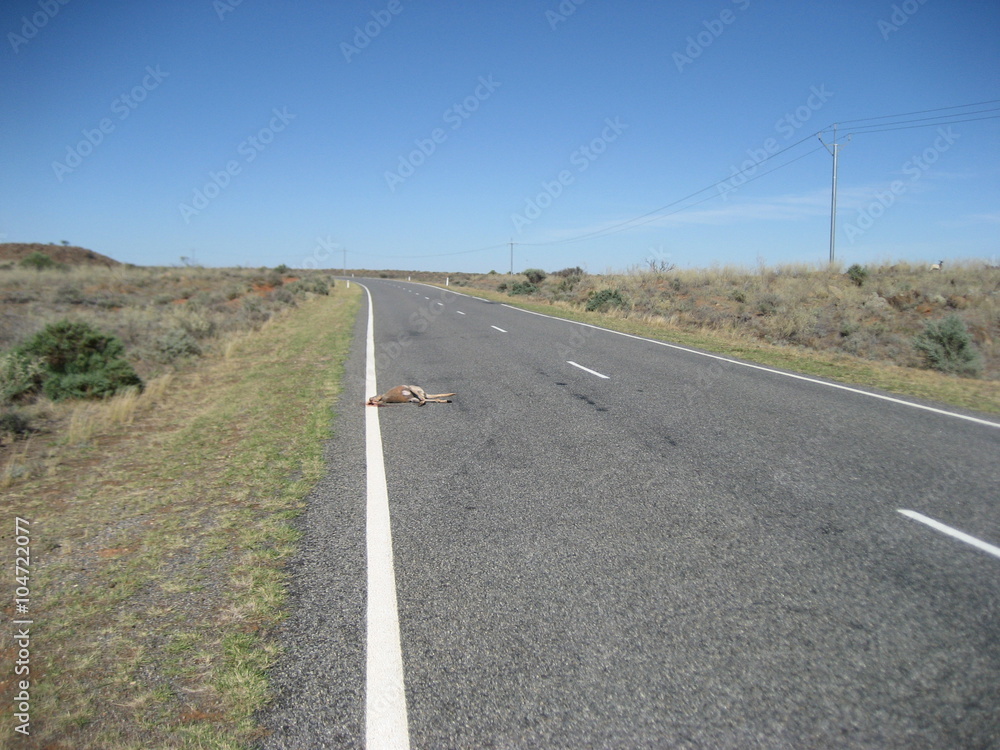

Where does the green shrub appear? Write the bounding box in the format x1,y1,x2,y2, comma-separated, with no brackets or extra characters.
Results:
19,252,62,271
510,281,537,296
912,315,983,377
15,320,143,400
523,268,547,285
586,288,627,312
846,264,869,287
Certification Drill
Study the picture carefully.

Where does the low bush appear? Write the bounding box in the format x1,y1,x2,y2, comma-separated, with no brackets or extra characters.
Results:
155,329,202,363
0,352,45,403
586,288,627,312
510,281,537,296
20,252,64,271
523,268,547,285
846,264,869,287
0,408,31,436
287,278,330,296
913,315,983,377
15,319,143,400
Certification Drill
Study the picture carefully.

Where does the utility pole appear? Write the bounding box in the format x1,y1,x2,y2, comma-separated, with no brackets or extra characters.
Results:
508,239,515,275
819,124,849,265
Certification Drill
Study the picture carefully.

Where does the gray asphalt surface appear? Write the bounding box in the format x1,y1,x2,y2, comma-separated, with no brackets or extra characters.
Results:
260,278,1000,749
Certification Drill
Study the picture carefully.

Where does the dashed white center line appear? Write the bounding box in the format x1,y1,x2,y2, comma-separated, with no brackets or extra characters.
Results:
491,325,507,333
898,509,1000,560
456,311,466,315
568,361,610,379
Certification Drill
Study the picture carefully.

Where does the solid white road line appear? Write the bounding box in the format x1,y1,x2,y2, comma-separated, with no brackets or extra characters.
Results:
361,285,411,749
898,509,1000,560
491,325,508,333
501,303,1000,430
568,360,610,379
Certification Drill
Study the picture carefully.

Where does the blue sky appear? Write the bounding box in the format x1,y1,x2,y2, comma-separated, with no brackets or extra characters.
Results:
2,0,998,273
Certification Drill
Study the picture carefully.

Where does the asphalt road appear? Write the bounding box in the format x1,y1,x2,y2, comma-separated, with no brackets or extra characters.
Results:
261,278,1000,749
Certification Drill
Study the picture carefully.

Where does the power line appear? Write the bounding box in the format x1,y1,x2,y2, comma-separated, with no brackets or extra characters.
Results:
365,99,998,262
363,242,507,260
529,99,1000,249
521,134,824,247
844,112,1000,135
831,98,1000,127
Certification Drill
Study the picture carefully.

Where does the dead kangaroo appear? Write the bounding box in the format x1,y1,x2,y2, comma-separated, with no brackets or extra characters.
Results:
367,385,456,407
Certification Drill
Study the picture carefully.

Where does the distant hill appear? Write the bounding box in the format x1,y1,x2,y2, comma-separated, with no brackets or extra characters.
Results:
0,243,121,267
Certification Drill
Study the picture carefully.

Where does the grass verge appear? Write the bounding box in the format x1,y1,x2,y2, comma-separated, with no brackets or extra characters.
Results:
0,284,361,748
441,285,1000,415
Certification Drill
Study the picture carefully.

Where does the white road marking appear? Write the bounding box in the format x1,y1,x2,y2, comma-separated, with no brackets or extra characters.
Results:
491,325,507,333
456,311,466,315
500,303,1000,430
568,360,610,379
898,509,1000,560
361,284,411,749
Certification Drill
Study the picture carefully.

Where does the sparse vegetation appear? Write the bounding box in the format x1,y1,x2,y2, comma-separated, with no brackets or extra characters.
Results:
445,260,1000,381
0,271,361,746
0,259,341,464
416,259,998,412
